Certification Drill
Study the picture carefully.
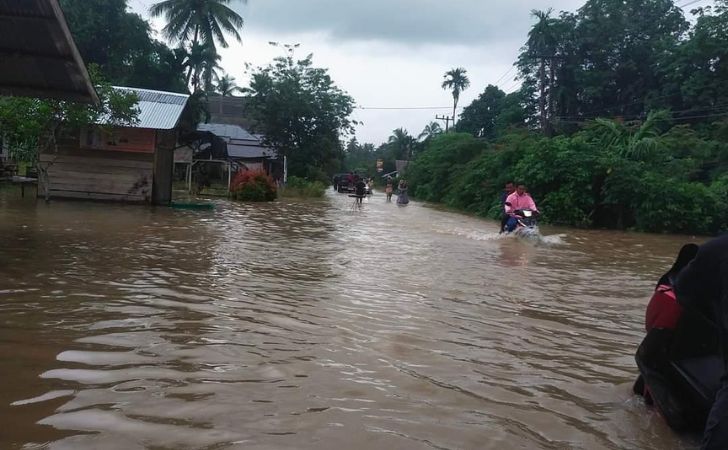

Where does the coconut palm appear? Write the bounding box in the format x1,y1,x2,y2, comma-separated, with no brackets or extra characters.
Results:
149,0,245,49
441,68,470,127
216,74,241,96
589,110,670,160
182,42,221,91
418,122,443,141
388,128,417,160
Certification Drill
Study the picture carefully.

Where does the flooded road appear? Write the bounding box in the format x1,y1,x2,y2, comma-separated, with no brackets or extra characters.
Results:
0,189,703,449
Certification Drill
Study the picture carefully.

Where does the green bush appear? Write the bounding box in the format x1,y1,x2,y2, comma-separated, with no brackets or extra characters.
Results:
405,118,728,235
281,176,327,198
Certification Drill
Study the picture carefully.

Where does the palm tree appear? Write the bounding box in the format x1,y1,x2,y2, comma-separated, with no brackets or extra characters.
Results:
527,9,559,135
442,68,470,128
216,74,241,96
589,110,670,160
418,122,443,141
150,0,245,50
388,128,417,160
183,43,221,91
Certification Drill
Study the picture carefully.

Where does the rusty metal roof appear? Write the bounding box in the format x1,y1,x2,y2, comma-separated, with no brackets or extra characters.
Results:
109,87,189,130
0,0,98,103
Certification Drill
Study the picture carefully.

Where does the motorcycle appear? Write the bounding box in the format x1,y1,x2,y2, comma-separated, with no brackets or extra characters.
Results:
633,308,722,432
511,208,539,237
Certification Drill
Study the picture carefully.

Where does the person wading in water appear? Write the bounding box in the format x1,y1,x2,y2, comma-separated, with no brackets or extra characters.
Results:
385,177,394,202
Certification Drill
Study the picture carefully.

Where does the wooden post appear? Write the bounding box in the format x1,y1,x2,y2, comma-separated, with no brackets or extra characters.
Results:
187,163,192,193
152,130,175,205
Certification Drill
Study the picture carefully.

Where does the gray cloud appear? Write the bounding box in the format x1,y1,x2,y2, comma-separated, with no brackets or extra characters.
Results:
240,0,586,46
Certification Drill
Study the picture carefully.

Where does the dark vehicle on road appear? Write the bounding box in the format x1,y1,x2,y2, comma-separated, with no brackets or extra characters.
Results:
333,173,353,193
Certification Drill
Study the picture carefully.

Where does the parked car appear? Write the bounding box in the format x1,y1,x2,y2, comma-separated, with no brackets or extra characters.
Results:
336,175,354,193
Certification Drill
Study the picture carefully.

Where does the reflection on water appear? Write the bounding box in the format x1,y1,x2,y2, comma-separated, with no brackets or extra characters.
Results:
0,190,703,449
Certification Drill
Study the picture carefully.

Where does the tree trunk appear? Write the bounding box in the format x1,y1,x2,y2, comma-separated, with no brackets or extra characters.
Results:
547,58,555,136
186,27,201,89
452,97,458,129
539,57,547,134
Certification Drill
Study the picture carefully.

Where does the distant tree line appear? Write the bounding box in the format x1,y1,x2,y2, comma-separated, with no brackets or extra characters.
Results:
400,0,728,234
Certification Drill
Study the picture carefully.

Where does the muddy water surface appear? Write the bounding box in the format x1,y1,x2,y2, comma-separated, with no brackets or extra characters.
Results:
0,190,704,449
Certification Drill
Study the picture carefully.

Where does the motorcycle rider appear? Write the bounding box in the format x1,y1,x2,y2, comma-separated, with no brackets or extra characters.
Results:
499,181,516,233
675,234,728,449
504,183,539,233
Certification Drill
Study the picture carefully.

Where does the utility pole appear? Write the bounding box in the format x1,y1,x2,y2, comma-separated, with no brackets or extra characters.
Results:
436,115,453,132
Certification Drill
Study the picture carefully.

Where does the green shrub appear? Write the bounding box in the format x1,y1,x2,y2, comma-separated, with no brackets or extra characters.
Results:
281,176,327,198
405,119,728,234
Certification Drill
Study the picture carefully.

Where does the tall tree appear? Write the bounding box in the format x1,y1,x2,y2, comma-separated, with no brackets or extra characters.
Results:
149,0,245,49
525,9,559,134
60,0,187,93
574,0,687,117
183,42,221,92
662,1,728,118
457,85,508,139
441,68,470,127
245,50,356,181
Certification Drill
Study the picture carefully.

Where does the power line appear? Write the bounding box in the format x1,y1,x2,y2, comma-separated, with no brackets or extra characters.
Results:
493,65,517,87
555,110,728,124
504,80,522,94
677,0,705,8
356,106,458,111
555,101,728,121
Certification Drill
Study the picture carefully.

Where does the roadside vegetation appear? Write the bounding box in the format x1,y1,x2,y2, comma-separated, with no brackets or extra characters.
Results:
347,0,728,234
279,176,327,199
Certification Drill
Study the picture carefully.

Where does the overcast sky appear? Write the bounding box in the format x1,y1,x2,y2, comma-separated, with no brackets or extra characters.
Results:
129,0,709,145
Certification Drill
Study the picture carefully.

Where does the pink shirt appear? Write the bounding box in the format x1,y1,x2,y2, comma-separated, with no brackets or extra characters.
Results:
505,192,538,214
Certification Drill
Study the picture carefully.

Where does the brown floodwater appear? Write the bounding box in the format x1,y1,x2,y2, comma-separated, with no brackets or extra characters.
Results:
0,188,706,449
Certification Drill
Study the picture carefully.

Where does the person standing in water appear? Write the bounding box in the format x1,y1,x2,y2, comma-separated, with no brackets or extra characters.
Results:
354,177,367,205
675,234,728,449
397,179,409,205
385,177,394,202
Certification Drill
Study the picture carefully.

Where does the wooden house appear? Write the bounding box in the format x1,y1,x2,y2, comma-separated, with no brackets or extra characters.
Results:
39,87,189,204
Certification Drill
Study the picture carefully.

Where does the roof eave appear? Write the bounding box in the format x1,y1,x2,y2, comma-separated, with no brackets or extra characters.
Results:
50,0,98,104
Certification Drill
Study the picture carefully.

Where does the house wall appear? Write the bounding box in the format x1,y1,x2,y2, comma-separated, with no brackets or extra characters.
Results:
39,130,154,202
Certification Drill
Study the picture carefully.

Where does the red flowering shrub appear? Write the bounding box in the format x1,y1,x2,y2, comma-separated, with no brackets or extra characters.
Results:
230,169,277,202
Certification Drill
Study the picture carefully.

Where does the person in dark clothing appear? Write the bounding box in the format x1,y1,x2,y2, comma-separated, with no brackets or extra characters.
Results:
354,178,367,204
675,234,728,449
634,243,699,404
499,181,516,233
657,244,700,288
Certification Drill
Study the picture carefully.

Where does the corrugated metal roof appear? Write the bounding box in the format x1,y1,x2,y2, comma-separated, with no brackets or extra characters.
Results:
105,87,189,130
0,0,98,103
197,123,257,141
227,142,275,159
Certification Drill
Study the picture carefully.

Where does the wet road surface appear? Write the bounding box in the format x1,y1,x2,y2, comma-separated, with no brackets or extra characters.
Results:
0,189,704,449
